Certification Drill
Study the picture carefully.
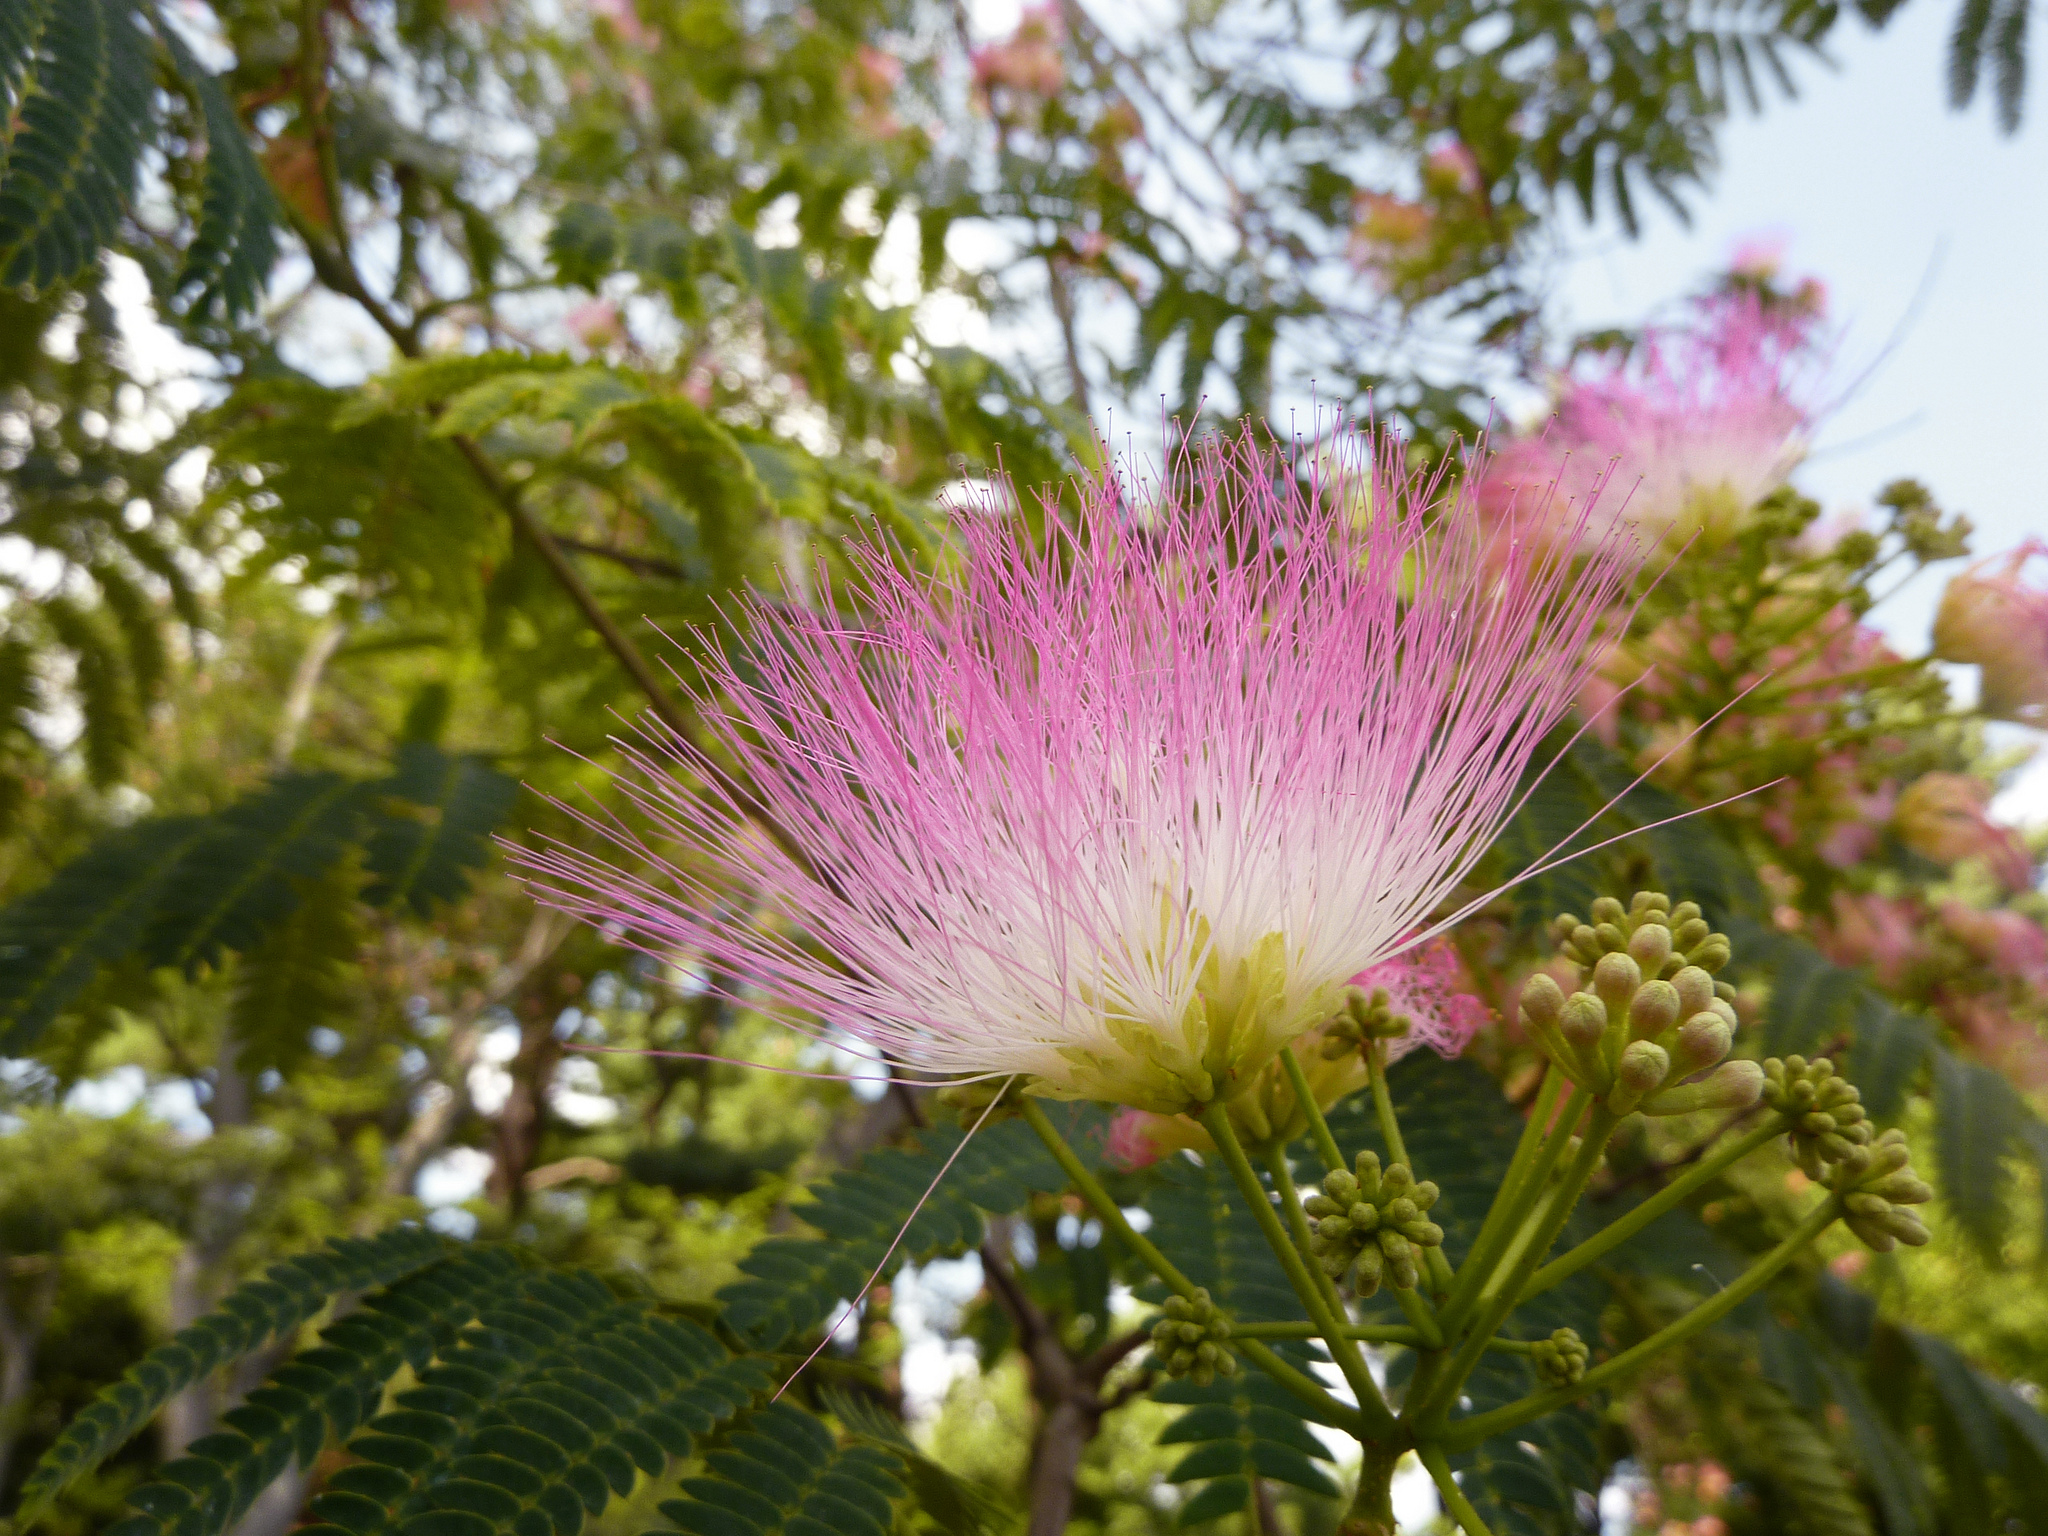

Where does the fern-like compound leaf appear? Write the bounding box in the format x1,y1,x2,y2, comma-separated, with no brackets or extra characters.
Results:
364,744,520,915
716,1114,1077,1350
154,18,279,317
654,1403,905,1536
0,0,152,289
15,1228,449,1517
0,813,210,1052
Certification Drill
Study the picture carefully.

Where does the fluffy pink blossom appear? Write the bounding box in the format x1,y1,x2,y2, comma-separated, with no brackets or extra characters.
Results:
1932,539,2048,726
1484,292,1821,554
565,298,624,351
1894,773,2034,891
518,426,1639,1115
1352,939,1488,1060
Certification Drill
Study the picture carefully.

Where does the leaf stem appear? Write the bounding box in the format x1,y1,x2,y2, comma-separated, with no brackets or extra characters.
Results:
1517,1115,1787,1304
1419,1444,1497,1536
1280,1045,1345,1173
1202,1106,1398,1438
1229,1323,1533,1355
1019,1099,1361,1433
1443,1196,1842,1450
1434,1075,1577,1339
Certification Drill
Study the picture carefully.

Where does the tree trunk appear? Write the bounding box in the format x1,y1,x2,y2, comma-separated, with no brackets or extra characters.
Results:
0,1260,60,1491
1024,1397,1094,1536
1338,1438,1407,1536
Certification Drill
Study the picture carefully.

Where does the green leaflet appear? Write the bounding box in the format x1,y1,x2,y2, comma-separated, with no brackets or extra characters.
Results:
154,18,278,317
14,1227,451,1517
0,0,151,288
78,1251,781,1536
365,744,523,917
654,1403,906,1536
0,813,209,1053
716,1112,1087,1350
816,1388,1008,1536
1138,1153,1343,1524
0,747,518,1054
1154,1373,1340,1525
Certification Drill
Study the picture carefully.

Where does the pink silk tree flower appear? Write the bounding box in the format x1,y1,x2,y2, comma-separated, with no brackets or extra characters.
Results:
1483,292,1820,556
518,425,1639,1117
1894,773,2034,892
1932,539,2048,726
1107,938,1488,1161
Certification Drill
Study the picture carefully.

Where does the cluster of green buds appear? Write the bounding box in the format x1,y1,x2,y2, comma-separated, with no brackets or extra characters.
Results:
1831,1127,1933,1252
1529,1327,1589,1388
1151,1288,1237,1385
1316,983,1412,1061
1303,1151,1445,1297
1762,1056,1875,1180
1519,893,1762,1119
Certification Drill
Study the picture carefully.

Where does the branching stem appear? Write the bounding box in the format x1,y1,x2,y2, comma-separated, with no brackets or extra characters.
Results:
1518,1115,1787,1303
1444,1197,1841,1450
1202,1107,1398,1438
1019,1100,1362,1434
1420,1444,1497,1536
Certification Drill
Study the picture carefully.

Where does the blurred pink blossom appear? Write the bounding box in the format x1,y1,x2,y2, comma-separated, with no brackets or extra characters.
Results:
972,4,1065,101
1423,141,1483,196
565,298,624,351
1940,901,2048,986
1932,538,2048,726
1945,996,2048,1091
1818,891,1925,987
590,0,658,50
1483,292,1823,554
1894,773,2033,890
1105,1108,1166,1170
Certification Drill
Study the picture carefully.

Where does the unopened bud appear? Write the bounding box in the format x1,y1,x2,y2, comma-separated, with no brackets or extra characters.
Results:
1672,966,1716,1017
1629,923,1674,976
1592,952,1643,1013
1671,1012,1734,1077
1689,934,1733,973
1520,972,1566,1028
1559,991,1607,1049
1530,1326,1590,1388
1642,1058,1763,1116
1629,979,1681,1039
1609,1040,1671,1114
1590,896,1627,928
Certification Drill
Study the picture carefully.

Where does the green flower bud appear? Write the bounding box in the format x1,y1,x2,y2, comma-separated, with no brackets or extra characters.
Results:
1629,922,1675,976
1590,896,1627,928
1672,966,1716,1018
1689,934,1733,973
1764,1057,1874,1178
1151,1288,1237,1384
1304,1153,1443,1296
1608,1039,1671,1115
1592,951,1643,1014
1530,1327,1590,1388
1520,972,1566,1028
1670,1012,1734,1077
1629,979,1681,1040
1831,1127,1932,1252
1559,991,1607,1048
1641,1058,1764,1116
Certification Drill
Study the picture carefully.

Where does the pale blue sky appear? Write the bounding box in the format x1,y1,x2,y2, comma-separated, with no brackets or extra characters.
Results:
1549,0,2046,654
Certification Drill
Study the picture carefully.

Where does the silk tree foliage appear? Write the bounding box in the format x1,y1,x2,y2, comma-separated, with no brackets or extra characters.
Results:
1,2,2045,1535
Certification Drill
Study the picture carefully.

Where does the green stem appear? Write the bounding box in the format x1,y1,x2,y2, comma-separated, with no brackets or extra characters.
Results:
1419,1445,1497,1536
1444,1197,1842,1450
1281,1045,1346,1173
1203,1107,1398,1438
1020,1099,1359,1432
1365,1043,1455,1297
1436,1080,1582,1340
1231,1323,1533,1355
1518,1116,1786,1304
1419,1109,1617,1430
